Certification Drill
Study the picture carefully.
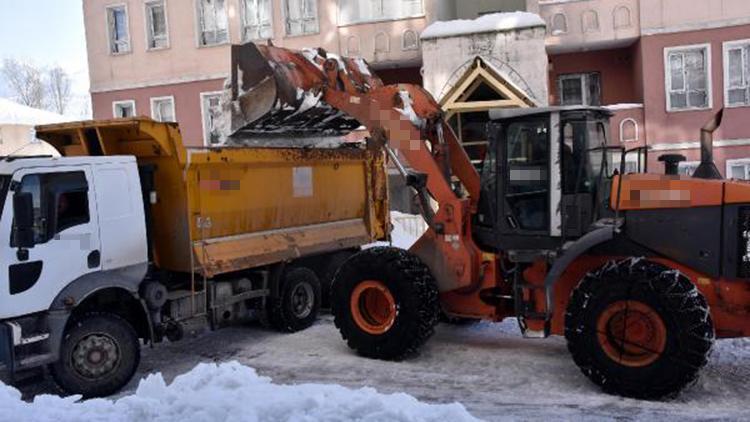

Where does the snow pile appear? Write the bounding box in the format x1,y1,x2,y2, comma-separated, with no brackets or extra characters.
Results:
0,362,478,422
0,98,68,126
421,12,546,40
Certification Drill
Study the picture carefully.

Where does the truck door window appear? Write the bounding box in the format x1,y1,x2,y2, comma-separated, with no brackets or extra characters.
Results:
12,172,89,246
505,120,549,231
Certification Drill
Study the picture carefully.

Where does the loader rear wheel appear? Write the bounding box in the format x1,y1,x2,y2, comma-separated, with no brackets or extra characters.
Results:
51,313,140,398
565,259,714,399
331,247,440,360
267,267,321,333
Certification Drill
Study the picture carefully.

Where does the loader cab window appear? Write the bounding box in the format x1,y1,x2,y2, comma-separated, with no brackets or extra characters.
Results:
11,172,89,246
505,119,549,231
562,119,611,194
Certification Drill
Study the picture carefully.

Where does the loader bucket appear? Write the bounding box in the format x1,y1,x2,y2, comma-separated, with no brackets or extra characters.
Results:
226,43,379,140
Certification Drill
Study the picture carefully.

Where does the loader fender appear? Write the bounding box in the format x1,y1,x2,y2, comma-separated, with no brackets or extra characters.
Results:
543,226,615,313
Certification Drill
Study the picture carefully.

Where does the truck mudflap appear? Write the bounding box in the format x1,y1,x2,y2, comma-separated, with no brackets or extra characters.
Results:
0,323,15,377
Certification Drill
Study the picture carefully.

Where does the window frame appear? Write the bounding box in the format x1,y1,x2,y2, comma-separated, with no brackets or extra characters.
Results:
200,91,224,146
337,0,425,27
112,100,137,118
678,160,701,176
401,29,419,51
283,0,320,37
241,0,275,41
619,118,639,143
723,39,750,109
557,72,601,106
105,3,131,55
726,158,750,180
664,43,713,112
144,0,170,51
150,96,176,122
195,0,230,47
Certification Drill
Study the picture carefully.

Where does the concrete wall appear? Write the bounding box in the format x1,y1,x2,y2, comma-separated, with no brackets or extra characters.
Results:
421,26,549,104
640,0,750,34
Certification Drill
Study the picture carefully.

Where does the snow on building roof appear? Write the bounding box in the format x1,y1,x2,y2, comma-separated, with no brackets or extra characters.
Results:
0,98,68,126
421,12,546,40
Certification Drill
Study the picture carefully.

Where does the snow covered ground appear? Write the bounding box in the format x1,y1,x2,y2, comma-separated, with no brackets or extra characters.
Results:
11,317,749,421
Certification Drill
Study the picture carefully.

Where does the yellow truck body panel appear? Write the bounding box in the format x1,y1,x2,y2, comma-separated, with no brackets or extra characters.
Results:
36,118,388,276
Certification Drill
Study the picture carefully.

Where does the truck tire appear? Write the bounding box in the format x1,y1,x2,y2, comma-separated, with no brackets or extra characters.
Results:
331,247,440,360
51,313,141,398
267,267,321,333
320,250,357,309
565,258,714,399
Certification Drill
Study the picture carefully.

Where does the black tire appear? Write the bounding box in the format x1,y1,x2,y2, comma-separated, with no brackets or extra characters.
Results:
51,313,141,398
565,258,714,399
331,247,440,360
320,250,357,309
267,267,321,333
441,314,481,325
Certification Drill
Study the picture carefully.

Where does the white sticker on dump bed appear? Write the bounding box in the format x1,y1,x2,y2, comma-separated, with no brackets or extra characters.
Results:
293,167,313,197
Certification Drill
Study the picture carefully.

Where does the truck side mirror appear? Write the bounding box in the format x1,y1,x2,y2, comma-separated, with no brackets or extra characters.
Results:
13,192,35,249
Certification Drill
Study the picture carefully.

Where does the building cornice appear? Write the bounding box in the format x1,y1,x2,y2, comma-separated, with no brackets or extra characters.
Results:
90,73,229,94
642,16,750,37
650,139,750,152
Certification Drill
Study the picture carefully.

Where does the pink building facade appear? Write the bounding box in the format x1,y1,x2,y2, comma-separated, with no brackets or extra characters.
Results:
540,0,750,176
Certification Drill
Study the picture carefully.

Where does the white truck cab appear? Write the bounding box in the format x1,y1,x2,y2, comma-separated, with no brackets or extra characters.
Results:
0,156,149,395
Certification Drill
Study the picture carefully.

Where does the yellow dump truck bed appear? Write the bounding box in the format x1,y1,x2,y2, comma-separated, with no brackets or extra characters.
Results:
35,118,388,276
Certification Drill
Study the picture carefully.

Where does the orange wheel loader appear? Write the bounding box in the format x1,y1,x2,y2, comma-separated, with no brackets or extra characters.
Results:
227,42,750,399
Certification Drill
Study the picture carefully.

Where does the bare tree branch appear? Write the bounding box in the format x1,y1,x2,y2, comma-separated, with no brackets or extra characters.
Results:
1,58,45,109
47,66,72,115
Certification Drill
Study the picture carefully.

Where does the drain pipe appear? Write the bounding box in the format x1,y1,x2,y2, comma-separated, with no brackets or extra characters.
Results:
692,109,724,180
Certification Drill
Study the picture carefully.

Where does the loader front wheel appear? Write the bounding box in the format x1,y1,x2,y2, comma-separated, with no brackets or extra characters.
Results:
331,247,440,360
565,259,714,399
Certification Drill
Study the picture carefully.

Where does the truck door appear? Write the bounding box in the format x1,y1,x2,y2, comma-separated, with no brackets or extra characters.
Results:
0,166,101,319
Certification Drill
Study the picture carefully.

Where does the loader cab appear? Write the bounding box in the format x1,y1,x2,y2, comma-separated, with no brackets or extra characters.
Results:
474,107,616,253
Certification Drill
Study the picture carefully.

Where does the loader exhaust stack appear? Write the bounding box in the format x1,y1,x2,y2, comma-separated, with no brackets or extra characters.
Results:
692,108,724,180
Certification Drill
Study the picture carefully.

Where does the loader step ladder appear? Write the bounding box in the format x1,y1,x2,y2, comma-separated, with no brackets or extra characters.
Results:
514,279,552,339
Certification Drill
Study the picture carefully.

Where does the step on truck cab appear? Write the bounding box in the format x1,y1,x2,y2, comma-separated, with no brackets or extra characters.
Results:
0,118,388,397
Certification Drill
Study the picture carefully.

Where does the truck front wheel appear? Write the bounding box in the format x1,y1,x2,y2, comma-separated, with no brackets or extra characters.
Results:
51,313,141,398
565,259,714,399
331,247,440,360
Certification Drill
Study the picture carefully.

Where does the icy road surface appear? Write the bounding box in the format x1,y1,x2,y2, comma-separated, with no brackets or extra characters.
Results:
18,315,749,421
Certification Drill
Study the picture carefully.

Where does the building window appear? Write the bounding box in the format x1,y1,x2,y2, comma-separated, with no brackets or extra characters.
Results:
724,40,750,107
558,73,601,106
242,0,273,41
145,1,169,50
582,10,599,33
665,44,711,111
374,32,390,53
106,5,131,54
613,6,631,29
113,100,136,118
151,96,175,122
346,35,360,56
620,118,638,142
550,13,567,35
402,29,418,50
201,92,223,146
339,0,423,26
728,159,750,179
678,161,700,176
197,0,229,46
284,0,318,36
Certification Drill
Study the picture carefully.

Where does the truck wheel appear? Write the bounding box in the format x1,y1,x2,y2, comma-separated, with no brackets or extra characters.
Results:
331,247,440,360
565,259,714,399
51,313,140,398
320,250,357,309
267,267,321,333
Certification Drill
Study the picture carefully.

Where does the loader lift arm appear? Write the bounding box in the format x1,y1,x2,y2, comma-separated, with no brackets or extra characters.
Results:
228,43,487,295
